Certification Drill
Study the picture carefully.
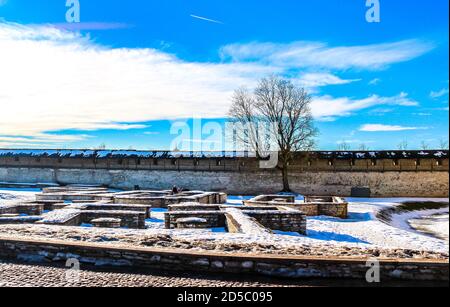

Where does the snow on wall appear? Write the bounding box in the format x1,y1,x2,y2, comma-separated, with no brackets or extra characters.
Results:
0,149,448,159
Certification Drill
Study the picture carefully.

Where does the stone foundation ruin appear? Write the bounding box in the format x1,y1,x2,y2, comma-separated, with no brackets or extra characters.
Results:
0,185,349,236
0,186,226,230
165,203,307,235
243,195,348,219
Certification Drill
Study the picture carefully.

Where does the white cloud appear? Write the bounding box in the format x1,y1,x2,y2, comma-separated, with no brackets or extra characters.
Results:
359,124,428,132
430,88,449,99
368,107,395,115
336,139,375,144
0,22,427,146
369,78,381,85
220,39,435,70
311,92,418,118
0,134,89,142
0,133,90,148
296,72,360,90
0,22,272,139
0,142,58,148
79,123,148,131
413,112,432,116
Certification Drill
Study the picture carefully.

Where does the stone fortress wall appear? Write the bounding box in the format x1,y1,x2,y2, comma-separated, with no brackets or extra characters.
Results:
0,149,448,197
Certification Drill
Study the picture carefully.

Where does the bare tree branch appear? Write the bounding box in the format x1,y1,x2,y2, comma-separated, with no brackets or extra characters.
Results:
228,75,318,191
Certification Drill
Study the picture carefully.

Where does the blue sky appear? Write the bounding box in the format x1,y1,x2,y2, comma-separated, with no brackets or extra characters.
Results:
0,0,448,151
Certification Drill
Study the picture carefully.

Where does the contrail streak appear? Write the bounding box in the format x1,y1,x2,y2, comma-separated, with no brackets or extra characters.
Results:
190,14,224,24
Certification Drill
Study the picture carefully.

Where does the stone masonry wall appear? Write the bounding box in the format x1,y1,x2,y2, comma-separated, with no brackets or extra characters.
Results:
0,237,448,281
0,167,448,197
243,211,307,235
318,203,348,219
165,211,226,229
81,211,146,229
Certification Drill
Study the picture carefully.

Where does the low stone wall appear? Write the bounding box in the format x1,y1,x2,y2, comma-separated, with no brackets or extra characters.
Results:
318,203,348,219
15,204,44,216
81,211,146,229
0,204,44,216
294,204,319,216
243,210,307,235
36,208,146,229
0,216,42,224
35,192,100,202
0,205,17,215
244,196,348,219
164,211,226,229
168,203,222,212
115,196,165,207
0,237,448,281
280,202,348,219
113,192,226,208
92,218,122,228
37,209,82,226
32,200,66,211
224,208,273,235
81,204,152,218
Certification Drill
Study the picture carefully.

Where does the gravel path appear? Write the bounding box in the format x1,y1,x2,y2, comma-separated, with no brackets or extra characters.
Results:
1,260,447,287
0,260,302,287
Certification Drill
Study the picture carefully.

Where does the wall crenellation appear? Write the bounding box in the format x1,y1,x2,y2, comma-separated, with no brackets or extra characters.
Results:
0,150,448,197
0,150,448,173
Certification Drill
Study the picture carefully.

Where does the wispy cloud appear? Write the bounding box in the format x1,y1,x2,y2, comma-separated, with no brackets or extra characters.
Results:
190,15,223,24
430,88,449,99
0,21,428,147
0,22,266,140
47,22,131,31
296,72,360,90
359,124,428,132
368,108,395,115
220,39,435,70
311,92,418,118
0,134,89,143
0,0,7,6
336,139,375,144
78,123,148,131
368,78,381,85
0,134,91,148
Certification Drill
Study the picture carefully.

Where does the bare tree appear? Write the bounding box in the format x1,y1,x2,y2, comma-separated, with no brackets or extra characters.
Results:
228,76,317,192
94,143,107,150
420,141,429,150
358,143,370,151
439,139,449,150
397,140,408,150
337,141,351,151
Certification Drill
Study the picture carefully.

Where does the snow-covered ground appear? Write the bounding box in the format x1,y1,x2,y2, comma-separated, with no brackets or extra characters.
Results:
304,199,449,253
1,188,449,256
0,188,38,203
409,212,449,241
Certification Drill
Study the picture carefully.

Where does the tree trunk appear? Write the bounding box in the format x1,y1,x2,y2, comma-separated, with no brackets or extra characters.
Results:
281,166,291,192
